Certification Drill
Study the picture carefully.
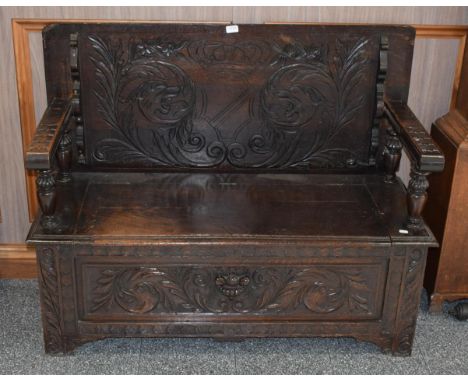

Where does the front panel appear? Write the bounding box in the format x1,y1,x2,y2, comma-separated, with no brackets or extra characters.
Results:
69,245,394,334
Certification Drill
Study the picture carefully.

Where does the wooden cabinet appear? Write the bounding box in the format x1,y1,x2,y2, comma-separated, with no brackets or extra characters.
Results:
424,110,468,316
424,40,468,317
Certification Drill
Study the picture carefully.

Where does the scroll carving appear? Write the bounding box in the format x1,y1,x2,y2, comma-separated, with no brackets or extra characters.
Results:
90,266,375,316
88,35,374,169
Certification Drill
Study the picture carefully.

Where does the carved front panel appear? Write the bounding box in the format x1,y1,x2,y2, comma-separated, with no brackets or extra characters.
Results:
78,25,380,170
79,261,387,320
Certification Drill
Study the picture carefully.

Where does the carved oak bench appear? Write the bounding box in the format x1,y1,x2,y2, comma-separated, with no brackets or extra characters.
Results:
26,23,444,356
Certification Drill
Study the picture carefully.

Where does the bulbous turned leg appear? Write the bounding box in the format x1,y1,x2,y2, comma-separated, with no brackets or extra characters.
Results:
36,170,59,231
383,127,403,183
407,168,429,230
56,133,73,183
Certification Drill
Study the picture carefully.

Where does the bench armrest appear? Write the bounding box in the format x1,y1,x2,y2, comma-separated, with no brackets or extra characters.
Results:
25,98,72,170
384,100,445,173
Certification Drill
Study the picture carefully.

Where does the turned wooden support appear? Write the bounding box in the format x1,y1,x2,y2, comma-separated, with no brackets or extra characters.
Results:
70,32,85,165
407,167,430,230
56,133,73,182
383,126,402,183
36,170,58,230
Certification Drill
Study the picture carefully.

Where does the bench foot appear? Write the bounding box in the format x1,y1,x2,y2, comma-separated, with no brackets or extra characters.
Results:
43,336,87,355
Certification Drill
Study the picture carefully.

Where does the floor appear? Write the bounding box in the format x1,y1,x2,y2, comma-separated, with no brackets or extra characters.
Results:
0,280,467,375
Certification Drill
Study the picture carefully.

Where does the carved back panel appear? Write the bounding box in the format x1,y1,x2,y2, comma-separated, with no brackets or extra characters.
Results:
43,24,416,172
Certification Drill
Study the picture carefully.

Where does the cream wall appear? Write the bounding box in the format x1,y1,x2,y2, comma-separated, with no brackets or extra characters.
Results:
0,6,467,243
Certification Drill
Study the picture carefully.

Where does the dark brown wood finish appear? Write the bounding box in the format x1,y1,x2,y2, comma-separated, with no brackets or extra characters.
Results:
26,23,444,356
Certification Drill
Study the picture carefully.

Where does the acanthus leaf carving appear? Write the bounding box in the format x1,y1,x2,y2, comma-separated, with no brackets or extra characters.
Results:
89,266,374,316
37,248,64,353
394,249,426,355
87,34,375,170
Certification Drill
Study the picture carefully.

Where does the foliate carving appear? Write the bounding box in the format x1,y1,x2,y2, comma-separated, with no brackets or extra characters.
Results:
89,35,211,168
58,249,77,334
124,62,195,124
265,268,371,314
89,266,374,316
87,35,374,169
91,268,191,314
407,168,429,230
186,39,273,68
270,41,325,67
394,249,426,355
70,33,85,164
134,37,187,58
37,248,64,353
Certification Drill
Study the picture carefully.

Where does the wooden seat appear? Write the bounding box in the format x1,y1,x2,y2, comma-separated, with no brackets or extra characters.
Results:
30,172,432,242
26,23,444,356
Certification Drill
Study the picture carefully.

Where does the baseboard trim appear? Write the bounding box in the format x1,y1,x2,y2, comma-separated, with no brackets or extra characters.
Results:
0,244,36,278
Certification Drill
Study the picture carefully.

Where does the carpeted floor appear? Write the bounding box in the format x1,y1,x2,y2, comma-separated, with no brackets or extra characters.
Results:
0,279,466,375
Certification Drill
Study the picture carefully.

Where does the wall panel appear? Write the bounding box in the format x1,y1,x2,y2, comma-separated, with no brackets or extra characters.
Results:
399,38,460,185
0,6,467,244
29,32,47,127
317,6,468,25
233,6,315,23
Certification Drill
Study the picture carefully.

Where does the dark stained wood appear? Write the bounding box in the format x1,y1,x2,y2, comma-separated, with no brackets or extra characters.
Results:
26,172,427,241
25,23,445,356
25,98,72,170
385,100,445,173
383,124,403,183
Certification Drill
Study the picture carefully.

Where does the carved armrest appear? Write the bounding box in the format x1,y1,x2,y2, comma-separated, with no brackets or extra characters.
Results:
25,98,73,232
25,98,72,170
383,100,445,231
384,100,444,173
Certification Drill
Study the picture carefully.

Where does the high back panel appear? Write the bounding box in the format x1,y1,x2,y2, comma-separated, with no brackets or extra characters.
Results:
43,23,416,172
